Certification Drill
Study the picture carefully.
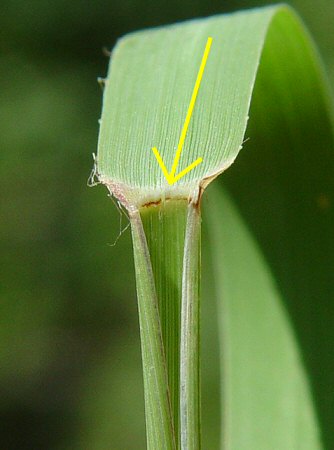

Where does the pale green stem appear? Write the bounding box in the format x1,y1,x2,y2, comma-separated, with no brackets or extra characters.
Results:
130,209,176,450
140,199,188,449
180,201,201,450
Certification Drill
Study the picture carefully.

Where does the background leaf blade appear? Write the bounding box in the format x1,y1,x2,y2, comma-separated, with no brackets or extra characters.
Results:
205,187,324,449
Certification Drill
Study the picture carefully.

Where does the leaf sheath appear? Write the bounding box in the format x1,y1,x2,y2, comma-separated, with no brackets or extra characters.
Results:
130,209,176,450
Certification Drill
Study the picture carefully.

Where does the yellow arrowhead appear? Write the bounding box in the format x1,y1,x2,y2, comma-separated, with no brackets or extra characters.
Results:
152,147,203,185
151,37,212,186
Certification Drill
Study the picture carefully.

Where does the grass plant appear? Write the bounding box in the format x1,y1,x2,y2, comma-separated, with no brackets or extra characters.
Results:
96,5,334,449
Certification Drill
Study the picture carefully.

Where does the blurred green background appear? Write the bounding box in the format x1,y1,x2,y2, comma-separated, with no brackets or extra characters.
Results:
1,1,333,449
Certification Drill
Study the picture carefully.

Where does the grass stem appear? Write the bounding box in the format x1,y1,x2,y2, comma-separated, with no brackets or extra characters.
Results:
180,201,201,450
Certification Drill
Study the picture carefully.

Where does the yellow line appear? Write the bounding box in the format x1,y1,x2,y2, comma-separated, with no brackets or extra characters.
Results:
173,157,203,183
170,37,212,177
152,146,170,180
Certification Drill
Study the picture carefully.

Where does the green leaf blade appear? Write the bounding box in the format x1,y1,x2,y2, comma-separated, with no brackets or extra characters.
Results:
205,186,324,450
97,6,280,204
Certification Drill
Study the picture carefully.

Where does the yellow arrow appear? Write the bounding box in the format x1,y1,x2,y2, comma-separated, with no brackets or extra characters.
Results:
152,37,212,185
